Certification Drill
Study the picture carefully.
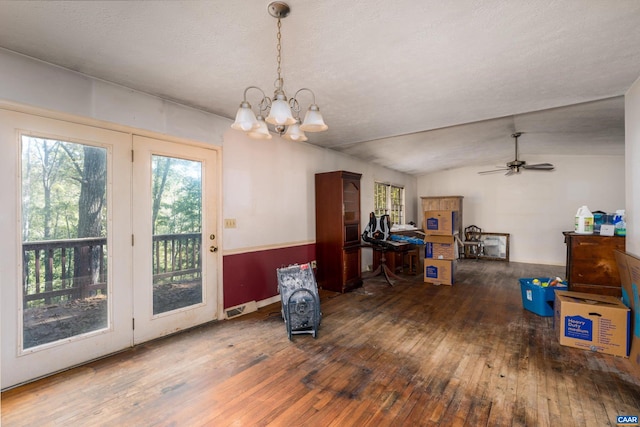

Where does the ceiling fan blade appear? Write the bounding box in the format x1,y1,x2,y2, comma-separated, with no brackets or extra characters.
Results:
523,163,555,170
505,169,516,176
478,168,510,175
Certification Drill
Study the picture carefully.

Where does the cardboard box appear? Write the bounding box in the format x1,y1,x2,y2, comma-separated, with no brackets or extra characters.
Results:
554,290,630,358
423,210,459,236
519,278,568,317
424,235,457,260
424,259,456,285
614,250,640,372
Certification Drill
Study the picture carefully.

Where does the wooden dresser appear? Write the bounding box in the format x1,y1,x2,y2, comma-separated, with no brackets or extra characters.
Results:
563,232,626,297
315,171,363,293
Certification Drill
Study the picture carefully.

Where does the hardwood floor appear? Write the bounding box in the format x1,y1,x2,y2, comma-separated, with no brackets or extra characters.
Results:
2,260,639,426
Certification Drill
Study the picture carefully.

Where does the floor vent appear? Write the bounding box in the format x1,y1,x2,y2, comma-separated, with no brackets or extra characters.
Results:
225,301,258,319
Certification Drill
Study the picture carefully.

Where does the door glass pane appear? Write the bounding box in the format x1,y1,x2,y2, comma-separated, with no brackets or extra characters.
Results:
21,136,108,349
151,155,203,315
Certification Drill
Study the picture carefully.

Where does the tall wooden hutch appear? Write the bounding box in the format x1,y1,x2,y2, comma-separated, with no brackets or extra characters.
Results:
315,171,363,293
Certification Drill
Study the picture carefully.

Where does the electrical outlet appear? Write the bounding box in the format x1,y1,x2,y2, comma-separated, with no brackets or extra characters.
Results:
224,218,237,228
310,260,317,269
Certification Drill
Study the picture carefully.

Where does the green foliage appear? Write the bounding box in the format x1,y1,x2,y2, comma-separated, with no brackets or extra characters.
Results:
152,156,202,235
21,137,104,242
21,140,204,306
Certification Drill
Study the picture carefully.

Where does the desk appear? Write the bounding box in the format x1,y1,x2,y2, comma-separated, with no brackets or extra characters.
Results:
362,242,415,285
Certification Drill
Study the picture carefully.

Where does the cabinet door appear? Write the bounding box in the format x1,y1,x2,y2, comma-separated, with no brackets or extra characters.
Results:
343,247,361,289
344,223,360,246
440,197,461,211
343,179,360,223
568,234,625,296
422,198,442,212
343,178,360,246
422,196,462,212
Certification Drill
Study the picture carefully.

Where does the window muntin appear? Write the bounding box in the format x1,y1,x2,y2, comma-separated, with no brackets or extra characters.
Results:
374,182,404,225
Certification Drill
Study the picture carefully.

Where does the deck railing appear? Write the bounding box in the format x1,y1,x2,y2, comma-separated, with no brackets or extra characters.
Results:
152,233,202,284
22,233,202,307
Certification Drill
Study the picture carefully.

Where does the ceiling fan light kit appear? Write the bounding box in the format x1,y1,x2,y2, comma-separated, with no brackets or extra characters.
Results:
479,132,555,175
231,2,328,141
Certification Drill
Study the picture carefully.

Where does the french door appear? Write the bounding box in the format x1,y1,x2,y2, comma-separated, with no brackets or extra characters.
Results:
0,109,220,389
131,135,218,344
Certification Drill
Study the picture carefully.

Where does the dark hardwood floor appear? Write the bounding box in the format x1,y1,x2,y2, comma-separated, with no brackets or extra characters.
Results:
2,260,639,426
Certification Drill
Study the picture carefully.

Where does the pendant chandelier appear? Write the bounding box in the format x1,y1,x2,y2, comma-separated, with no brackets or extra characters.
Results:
231,1,328,141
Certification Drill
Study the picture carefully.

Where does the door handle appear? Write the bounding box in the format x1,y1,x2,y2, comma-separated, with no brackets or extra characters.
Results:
209,246,218,253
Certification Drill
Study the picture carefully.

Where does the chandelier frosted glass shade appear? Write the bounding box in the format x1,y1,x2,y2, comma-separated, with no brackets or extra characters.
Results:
266,94,296,126
283,119,307,142
231,101,259,132
230,2,327,141
247,115,273,140
300,104,328,132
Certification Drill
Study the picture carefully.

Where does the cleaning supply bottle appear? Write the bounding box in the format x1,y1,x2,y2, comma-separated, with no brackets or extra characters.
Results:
614,210,626,236
575,206,594,234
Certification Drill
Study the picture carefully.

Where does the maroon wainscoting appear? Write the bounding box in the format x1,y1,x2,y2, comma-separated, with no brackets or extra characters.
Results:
223,244,316,309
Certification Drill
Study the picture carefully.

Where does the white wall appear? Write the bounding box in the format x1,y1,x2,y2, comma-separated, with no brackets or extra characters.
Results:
223,128,417,269
0,49,229,146
417,154,625,265
0,49,417,266
626,76,640,256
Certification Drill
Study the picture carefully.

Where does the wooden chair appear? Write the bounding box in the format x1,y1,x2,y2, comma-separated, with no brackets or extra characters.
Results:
403,248,420,275
463,225,483,259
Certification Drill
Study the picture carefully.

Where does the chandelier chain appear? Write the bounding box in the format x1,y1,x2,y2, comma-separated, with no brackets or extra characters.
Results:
275,18,283,90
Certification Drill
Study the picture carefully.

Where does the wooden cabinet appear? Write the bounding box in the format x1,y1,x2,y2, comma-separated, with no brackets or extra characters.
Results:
563,232,626,297
420,196,464,237
315,171,363,292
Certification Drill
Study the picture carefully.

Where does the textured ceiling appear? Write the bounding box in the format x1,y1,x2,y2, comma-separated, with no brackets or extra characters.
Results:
0,0,638,175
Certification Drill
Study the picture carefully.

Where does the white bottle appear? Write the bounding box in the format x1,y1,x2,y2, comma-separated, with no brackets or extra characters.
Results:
575,206,594,234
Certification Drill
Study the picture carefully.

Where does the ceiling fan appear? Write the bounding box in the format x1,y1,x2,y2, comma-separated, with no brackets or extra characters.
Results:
478,132,555,176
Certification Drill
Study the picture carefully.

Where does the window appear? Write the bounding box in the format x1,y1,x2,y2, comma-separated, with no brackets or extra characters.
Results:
374,182,404,225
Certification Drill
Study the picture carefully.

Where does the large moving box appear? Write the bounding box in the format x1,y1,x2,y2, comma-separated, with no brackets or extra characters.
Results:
424,259,456,286
424,235,457,260
423,210,458,285
614,250,640,373
424,210,459,285
554,290,630,358
423,210,459,236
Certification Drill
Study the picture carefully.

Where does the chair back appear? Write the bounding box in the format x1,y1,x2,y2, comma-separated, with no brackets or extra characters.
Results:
465,225,482,242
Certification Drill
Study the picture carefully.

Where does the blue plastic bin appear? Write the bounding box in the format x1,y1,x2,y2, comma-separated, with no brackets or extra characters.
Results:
519,278,568,317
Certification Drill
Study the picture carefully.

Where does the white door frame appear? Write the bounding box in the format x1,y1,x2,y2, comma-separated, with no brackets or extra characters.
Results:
0,109,133,389
0,105,223,389
131,134,220,344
